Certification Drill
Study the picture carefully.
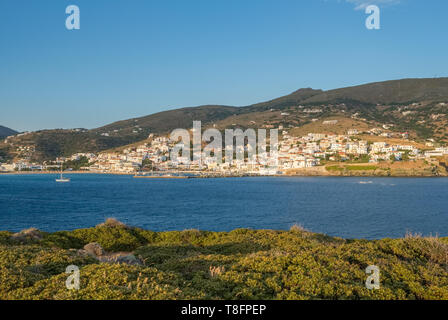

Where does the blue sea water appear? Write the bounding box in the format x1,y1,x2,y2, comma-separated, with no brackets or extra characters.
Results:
0,174,447,239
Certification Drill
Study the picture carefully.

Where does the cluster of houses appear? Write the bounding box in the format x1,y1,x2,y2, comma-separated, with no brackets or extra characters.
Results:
2,127,448,174
278,132,422,169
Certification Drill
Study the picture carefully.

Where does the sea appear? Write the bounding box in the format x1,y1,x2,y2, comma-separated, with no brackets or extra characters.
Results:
0,174,447,239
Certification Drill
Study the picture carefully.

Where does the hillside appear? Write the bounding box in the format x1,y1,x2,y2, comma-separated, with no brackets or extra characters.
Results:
301,78,448,105
246,88,324,112
94,105,240,137
0,125,18,139
3,78,448,161
1,222,447,300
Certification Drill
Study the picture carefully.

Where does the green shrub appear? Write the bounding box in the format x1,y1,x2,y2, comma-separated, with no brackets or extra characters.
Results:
326,165,344,172
68,226,148,252
1,226,447,300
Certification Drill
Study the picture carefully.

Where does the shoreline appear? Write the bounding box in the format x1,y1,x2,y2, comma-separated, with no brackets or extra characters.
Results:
0,170,134,175
1,170,447,178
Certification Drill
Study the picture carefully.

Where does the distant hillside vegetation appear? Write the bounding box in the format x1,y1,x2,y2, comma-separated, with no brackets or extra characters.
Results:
301,78,448,105
246,88,324,112
94,105,240,136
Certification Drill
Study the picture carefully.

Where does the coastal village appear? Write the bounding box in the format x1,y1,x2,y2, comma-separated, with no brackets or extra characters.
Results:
1,119,448,176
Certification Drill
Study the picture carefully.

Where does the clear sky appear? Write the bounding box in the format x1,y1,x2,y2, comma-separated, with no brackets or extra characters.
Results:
1,0,447,132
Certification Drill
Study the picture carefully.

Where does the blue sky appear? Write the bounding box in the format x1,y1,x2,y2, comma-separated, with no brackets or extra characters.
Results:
1,0,447,131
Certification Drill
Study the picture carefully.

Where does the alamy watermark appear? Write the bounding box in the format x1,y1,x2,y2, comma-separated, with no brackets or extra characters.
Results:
66,5,80,30
64,4,380,31
365,265,380,289
63,262,380,291
365,5,380,30
65,265,80,290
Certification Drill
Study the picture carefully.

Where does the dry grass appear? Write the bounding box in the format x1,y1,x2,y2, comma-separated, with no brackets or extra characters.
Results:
289,223,308,233
209,265,225,278
96,218,128,228
405,232,448,269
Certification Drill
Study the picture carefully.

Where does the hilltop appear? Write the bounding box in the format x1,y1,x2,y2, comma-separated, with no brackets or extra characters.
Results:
2,78,448,161
1,222,447,300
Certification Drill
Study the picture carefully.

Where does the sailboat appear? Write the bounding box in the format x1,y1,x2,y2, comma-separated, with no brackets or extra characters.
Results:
55,163,70,183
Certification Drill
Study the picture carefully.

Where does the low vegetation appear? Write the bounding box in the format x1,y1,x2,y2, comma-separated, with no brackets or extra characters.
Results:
0,221,447,300
345,165,378,171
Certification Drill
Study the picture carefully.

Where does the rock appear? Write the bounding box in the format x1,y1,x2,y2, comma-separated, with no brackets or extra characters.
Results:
11,228,43,242
83,242,105,257
78,243,142,265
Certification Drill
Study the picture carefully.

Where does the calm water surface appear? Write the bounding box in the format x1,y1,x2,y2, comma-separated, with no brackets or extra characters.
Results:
0,174,447,239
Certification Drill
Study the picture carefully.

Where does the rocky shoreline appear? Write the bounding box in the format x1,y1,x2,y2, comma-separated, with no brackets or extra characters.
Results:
2,167,448,178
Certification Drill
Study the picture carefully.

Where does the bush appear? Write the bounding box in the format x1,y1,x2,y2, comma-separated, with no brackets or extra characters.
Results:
96,218,129,229
1,226,447,300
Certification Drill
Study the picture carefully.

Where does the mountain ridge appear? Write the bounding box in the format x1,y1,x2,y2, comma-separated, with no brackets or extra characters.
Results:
300,78,448,105
0,126,18,139
2,77,448,161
